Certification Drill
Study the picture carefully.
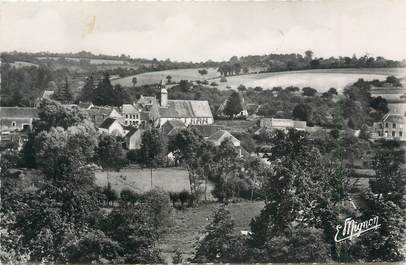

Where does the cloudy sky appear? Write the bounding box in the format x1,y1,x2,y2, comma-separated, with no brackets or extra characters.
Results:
1,0,406,62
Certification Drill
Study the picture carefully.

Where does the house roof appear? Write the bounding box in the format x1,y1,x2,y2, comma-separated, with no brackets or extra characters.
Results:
99,117,117,129
189,124,224,138
158,100,213,118
125,127,139,138
122,104,139,114
138,95,156,106
207,130,240,145
0,107,39,119
42,90,54,99
382,113,406,123
164,119,186,129
86,107,114,117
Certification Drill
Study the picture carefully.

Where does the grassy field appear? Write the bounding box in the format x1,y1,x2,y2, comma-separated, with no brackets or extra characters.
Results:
210,67,406,92
158,201,264,262
95,167,214,197
111,67,220,87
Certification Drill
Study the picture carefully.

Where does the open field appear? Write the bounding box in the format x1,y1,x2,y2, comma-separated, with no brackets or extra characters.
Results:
158,201,264,262
95,167,214,197
111,67,220,87
211,67,406,92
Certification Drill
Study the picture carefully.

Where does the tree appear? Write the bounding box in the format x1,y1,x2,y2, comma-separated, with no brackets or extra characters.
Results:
237,85,247,92
95,134,127,183
370,140,405,204
166,75,172,83
223,91,243,118
305,50,314,62
210,139,243,202
139,128,162,188
169,129,214,204
370,96,388,116
328,87,338,95
53,76,73,103
292,103,313,123
79,76,95,102
249,129,349,261
198,69,208,78
193,206,246,263
302,86,317,96
93,73,115,106
132,77,138,87
386,76,401,87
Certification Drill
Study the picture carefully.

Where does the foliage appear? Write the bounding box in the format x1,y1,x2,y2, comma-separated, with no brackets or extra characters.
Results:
95,134,127,173
169,129,215,204
223,91,244,117
193,206,247,263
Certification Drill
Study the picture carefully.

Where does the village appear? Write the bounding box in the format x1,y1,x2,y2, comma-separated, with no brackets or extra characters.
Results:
1,1,406,263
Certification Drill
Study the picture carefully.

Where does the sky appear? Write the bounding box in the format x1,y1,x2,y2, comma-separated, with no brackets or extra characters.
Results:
1,0,406,62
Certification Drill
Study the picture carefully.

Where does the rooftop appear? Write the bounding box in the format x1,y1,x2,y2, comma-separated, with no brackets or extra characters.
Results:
0,107,39,119
99,117,118,129
158,100,213,118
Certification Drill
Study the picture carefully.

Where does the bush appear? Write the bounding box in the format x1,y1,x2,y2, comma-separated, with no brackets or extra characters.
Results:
193,206,247,263
126,149,141,163
210,82,219,87
120,188,139,205
62,229,122,263
220,77,227,83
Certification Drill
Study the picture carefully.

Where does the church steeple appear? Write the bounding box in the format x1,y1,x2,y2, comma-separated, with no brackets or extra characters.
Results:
159,79,168,107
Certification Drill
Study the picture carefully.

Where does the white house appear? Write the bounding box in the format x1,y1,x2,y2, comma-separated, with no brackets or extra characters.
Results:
99,118,125,137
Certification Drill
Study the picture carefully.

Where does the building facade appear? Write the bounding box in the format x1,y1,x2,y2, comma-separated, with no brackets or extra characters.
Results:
372,113,406,141
0,107,39,132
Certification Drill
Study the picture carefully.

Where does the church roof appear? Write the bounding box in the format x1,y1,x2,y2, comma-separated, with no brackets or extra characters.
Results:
158,100,213,118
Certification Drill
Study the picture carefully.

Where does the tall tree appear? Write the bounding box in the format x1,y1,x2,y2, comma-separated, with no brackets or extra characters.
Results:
95,134,127,183
93,73,115,106
139,128,162,188
79,76,95,103
223,91,243,118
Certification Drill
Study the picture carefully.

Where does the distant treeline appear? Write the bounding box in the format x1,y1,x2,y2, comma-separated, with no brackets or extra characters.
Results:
218,51,406,76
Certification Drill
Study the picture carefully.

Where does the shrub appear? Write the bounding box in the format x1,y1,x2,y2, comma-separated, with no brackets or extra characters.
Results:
120,188,139,205
220,77,227,82
62,229,122,263
178,190,191,207
193,206,247,263
210,82,219,87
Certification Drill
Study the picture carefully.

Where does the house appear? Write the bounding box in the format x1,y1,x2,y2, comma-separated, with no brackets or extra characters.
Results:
161,119,187,137
207,130,245,157
125,127,144,150
258,118,307,132
85,106,122,127
216,92,248,118
150,80,214,127
42,90,55,99
121,103,141,127
0,107,39,132
99,118,125,137
372,113,406,141
189,124,224,139
137,95,157,110
0,131,28,151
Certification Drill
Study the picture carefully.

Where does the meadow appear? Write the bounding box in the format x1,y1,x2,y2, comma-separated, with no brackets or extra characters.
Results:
95,167,214,197
211,67,406,92
111,67,220,87
113,67,406,92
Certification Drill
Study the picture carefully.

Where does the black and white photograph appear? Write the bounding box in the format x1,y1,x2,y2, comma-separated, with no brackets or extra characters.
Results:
0,1,406,264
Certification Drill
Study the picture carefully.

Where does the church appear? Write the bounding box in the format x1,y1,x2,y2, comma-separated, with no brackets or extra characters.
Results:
149,80,214,127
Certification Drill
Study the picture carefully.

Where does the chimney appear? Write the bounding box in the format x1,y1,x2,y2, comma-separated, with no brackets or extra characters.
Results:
160,80,168,107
